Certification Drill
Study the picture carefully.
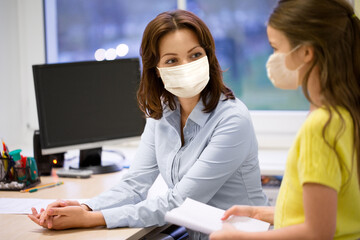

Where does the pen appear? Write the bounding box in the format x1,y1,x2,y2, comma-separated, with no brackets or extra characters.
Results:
20,181,64,193
2,140,10,158
1,140,11,177
1,151,8,173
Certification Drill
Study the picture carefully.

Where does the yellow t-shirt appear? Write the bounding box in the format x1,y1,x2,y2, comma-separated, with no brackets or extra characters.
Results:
274,107,360,240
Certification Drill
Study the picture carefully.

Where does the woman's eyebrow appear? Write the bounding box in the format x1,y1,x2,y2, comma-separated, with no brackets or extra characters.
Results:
160,52,177,59
187,45,202,53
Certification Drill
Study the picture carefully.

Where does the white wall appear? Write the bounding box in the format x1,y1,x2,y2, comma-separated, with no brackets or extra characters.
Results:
0,0,44,150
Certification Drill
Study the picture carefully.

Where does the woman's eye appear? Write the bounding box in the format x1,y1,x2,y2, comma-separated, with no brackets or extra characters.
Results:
165,58,177,64
191,52,203,59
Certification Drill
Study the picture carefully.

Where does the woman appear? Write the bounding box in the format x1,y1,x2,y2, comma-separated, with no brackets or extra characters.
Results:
210,0,360,239
29,10,267,239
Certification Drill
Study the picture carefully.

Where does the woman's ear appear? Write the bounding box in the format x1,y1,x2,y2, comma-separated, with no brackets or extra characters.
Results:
303,45,314,63
156,67,161,78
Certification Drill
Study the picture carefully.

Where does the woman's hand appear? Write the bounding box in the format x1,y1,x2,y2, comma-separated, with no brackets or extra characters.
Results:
221,205,274,224
47,206,105,229
28,199,83,229
29,205,105,230
28,207,48,228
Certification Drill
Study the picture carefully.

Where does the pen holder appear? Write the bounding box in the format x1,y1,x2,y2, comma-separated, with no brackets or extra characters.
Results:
0,157,12,182
0,157,40,191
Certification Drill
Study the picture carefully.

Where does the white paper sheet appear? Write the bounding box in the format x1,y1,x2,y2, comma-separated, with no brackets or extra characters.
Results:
165,198,270,235
0,198,88,214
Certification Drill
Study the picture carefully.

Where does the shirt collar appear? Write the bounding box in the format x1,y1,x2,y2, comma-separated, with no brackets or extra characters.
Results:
163,95,217,128
162,97,180,118
187,97,211,127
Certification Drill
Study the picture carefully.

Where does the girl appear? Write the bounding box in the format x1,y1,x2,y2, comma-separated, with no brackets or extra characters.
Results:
210,0,360,239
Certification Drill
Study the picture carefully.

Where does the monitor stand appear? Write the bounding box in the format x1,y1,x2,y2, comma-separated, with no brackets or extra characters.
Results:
71,147,122,174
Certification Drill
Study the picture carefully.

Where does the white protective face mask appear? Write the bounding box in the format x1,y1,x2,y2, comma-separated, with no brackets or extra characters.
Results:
157,56,210,98
266,45,304,90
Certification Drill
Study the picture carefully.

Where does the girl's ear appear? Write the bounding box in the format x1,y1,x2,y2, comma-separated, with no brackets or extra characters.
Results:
303,45,314,63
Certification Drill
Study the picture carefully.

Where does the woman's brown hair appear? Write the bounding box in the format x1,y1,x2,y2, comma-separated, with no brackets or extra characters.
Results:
269,0,360,187
137,9,234,120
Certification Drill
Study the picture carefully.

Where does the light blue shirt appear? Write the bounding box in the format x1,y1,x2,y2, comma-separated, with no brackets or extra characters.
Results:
85,96,267,238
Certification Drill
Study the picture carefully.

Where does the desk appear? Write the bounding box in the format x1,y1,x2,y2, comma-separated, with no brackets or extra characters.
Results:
0,171,156,240
2,145,287,239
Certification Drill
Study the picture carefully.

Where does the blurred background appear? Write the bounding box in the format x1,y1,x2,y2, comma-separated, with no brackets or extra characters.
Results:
1,0,358,149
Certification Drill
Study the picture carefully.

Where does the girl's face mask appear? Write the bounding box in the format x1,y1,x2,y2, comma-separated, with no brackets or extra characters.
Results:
157,56,209,98
266,45,304,90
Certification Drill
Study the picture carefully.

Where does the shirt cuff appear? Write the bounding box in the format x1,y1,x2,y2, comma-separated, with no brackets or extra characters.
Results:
83,198,104,211
101,207,129,228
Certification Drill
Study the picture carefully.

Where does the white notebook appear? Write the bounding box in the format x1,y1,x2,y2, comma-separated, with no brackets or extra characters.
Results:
165,198,270,235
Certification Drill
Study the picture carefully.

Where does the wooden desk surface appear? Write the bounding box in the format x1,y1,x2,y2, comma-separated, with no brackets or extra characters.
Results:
0,170,155,240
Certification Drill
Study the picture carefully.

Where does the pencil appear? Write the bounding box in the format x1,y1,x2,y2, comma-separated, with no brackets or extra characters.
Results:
20,181,64,193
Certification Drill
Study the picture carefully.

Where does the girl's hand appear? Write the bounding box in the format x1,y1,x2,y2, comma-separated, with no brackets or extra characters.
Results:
209,206,274,240
222,205,274,224
210,223,244,240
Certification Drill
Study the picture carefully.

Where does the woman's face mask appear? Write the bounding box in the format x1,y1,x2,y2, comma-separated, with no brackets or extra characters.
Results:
157,56,210,98
266,45,304,90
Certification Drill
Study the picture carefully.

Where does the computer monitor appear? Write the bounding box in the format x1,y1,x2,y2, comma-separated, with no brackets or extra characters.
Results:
33,58,145,174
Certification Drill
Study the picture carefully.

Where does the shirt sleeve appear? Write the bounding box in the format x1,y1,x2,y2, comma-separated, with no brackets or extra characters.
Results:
297,111,342,192
84,117,160,225
97,112,256,228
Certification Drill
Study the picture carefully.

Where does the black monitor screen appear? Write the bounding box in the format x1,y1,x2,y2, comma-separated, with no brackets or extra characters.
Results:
33,58,145,156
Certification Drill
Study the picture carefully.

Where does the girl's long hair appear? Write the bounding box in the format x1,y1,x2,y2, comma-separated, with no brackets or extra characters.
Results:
269,0,360,187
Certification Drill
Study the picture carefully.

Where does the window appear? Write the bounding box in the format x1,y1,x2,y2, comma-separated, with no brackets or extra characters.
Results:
45,0,177,63
184,0,309,148
45,0,308,111
187,0,308,111
43,0,311,148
